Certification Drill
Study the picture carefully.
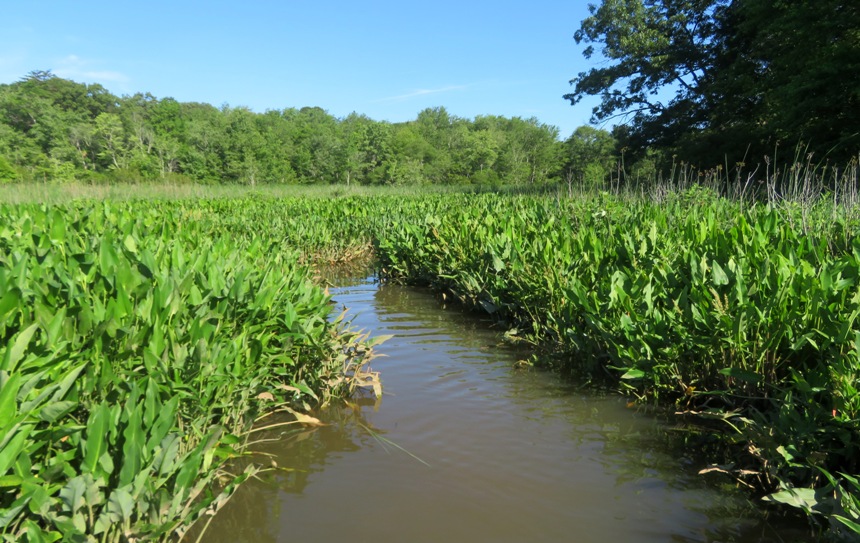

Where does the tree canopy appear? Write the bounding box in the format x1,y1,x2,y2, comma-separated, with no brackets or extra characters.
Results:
0,73,565,186
566,0,860,165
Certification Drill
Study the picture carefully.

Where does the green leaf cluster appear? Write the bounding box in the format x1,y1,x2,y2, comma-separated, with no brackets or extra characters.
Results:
368,189,860,534
0,198,375,540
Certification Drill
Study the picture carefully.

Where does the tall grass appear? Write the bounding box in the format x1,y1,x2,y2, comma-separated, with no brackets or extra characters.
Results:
608,151,860,214
0,181,472,205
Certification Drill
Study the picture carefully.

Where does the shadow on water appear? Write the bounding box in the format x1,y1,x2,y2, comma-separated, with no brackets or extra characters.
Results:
202,277,814,543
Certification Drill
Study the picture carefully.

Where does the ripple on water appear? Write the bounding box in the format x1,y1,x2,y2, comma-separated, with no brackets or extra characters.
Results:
202,279,813,543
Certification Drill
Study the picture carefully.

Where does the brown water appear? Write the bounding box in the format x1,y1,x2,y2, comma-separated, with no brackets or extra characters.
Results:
203,278,811,543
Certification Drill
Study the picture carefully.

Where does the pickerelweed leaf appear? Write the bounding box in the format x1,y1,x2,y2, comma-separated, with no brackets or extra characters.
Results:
620,368,645,380
3,323,39,373
107,487,135,522
764,487,824,513
83,404,111,476
711,260,729,286
123,235,138,254
718,367,763,384
59,475,88,514
38,400,77,424
0,372,21,423
119,402,145,487
0,424,32,477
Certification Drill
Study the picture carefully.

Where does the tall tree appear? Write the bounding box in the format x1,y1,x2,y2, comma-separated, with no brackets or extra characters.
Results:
566,0,860,165
720,0,860,160
93,112,128,170
563,125,617,188
565,0,727,153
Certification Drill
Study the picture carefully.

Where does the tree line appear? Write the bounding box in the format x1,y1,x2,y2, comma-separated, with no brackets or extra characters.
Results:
6,0,855,191
0,71,573,186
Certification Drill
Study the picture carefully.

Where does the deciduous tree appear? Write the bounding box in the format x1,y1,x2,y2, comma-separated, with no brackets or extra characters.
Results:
566,0,860,166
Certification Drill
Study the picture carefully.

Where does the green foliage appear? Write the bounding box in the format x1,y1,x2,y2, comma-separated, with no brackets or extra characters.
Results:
3,187,860,537
562,126,617,190
0,198,378,540
566,0,725,155
567,0,860,166
0,157,17,183
363,189,860,536
0,76,564,186
723,0,860,160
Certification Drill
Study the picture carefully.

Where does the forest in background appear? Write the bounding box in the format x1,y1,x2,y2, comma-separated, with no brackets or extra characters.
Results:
0,72,571,187
1,1,858,194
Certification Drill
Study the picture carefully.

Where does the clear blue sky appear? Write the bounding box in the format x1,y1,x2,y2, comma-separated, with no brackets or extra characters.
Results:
0,1,603,139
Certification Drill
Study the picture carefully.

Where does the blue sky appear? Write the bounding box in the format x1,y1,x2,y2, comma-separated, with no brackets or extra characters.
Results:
0,1,603,139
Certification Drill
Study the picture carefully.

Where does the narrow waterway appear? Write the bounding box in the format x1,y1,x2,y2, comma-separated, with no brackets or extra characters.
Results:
205,277,811,543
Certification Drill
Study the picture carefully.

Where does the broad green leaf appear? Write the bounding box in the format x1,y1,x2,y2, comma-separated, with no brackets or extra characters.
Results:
123,235,138,254
146,396,179,453
0,424,32,477
107,487,135,522
23,520,62,543
718,367,763,384
119,403,145,487
763,487,821,513
711,260,729,286
2,323,39,373
44,307,67,346
83,404,111,476
59,475,88,514
0,475,23,488
38,401,76,424
49,210,66,244
0,289,21,321
99,238,119,274
620,368,645,379
492,253,505,273
153,434,181,478
23,480,53,516
0,372,21,423
48,363,87,404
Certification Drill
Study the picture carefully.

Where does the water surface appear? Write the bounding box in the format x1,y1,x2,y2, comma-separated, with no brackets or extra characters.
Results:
205,278,810,543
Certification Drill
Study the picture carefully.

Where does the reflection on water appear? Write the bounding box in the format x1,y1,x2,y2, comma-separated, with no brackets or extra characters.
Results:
204,278,812,543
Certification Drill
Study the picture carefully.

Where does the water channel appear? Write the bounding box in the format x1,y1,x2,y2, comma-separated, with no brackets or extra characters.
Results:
205,277,811,543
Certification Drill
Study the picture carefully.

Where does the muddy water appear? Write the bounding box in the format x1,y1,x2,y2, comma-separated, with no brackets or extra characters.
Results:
205,278,810,543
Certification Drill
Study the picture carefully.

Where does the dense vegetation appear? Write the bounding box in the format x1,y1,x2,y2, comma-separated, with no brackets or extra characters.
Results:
376,190,860,538
0,198,382,541
0,72,562,187
567,0,860,167
3,186,860,539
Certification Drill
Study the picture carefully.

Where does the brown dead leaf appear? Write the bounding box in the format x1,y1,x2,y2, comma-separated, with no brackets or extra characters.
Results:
283,406,326,427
